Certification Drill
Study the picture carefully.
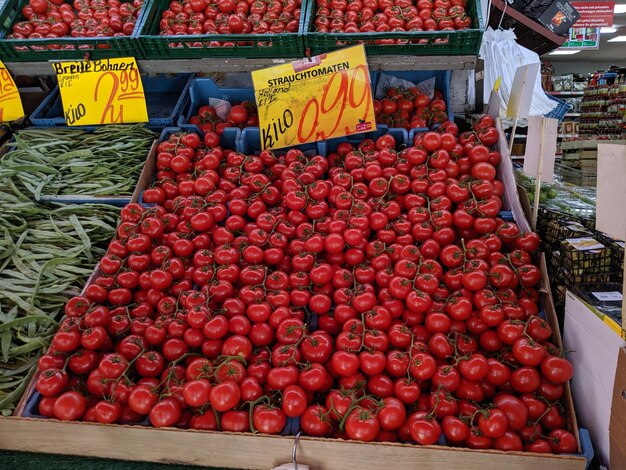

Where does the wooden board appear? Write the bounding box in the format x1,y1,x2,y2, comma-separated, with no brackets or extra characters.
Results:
0,417,587,470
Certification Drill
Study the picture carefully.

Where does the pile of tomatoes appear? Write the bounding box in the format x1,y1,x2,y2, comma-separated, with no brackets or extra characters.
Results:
158,0,302,37
314,0,472,36
189,101,259,134
9,0,142,42
35,116,577,455
375,86,448,130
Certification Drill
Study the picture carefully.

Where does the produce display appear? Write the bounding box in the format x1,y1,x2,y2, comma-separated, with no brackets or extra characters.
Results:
515,169,596,218
313,0,472,35
157,0,303,37
0,195,119,415
0,126,155,199
374,86,448,130
7,0,144,43
29,116,578,455
188,100,259,133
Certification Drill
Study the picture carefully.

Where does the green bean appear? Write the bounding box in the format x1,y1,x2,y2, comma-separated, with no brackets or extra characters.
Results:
0,198,120,414
0,125,154,199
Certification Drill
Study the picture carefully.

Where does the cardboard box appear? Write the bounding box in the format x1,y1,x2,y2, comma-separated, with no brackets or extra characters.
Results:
0,417,588,470
0,253,588,470
564,291,626,466
611,347,626,469
537,0,581,35
0,126,587,470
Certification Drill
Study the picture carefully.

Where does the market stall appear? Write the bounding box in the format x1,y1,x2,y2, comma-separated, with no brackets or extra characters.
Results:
0,0,621,467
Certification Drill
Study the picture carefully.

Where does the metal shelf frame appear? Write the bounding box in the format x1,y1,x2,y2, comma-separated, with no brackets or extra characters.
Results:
4,55,478,76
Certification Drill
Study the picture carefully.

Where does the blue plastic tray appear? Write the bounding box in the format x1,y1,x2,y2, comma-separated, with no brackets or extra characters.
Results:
30,74,194,129
237,127,322,155
320,127,408,156
545,94,571,122
21,385,297,434
177,78,257,133
137,126,240,205
371,70,453,133
158,126,239,151
1,126,155,205
38,195,132,207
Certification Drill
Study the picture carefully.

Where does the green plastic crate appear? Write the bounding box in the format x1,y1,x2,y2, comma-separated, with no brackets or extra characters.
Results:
303,0,484,56
0,0,146,62
137,0,306,59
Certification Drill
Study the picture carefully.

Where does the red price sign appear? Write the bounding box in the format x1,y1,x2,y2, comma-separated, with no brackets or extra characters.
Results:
572,1,615,28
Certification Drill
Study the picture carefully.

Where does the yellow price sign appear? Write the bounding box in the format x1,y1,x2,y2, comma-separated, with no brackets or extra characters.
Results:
251,45,376,150
52,57,148,126
0,61,25,123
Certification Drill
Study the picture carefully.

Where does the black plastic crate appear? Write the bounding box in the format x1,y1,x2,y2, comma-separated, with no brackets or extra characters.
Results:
573,283,623,325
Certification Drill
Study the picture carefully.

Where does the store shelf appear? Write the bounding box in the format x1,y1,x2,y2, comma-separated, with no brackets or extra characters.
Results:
488,0,566,55
548,91,585,96
565,113,581,117
4,55,478,76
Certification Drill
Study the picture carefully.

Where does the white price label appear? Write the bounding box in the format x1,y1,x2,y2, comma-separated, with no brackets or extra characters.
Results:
592,291,623,302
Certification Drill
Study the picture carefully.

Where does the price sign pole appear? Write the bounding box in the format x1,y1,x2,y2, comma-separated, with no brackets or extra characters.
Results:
251,45,376,150
52,57,148,126
0,60,25,123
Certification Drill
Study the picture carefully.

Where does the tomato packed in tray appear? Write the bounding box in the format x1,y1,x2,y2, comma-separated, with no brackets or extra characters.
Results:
158,0,302,36
313,0,472,34
375,86,448,130
35,117,577,455
189,100,259,133
8,0,143,42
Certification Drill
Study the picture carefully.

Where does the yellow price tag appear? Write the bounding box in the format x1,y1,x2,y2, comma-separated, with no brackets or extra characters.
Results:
52,57,148,126
252,45,376,150
494,77,502,93
0,60,25,123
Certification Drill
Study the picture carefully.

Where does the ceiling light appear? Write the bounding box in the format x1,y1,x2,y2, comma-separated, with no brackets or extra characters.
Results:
615,4,626,13
600,26,617,33
608,35,626,41
549,49,582,55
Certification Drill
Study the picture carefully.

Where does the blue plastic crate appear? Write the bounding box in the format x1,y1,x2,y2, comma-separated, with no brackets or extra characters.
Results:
137,126,240,205
158,126,239,150
177,78,257,132
578,428,594,468
545,94,571,122
371,70,453,137
30,74,194,129
321,128,408,156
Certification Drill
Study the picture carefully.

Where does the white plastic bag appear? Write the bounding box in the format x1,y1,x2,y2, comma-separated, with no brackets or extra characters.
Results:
479,27,557,117
207,97,232,120
375,74,437,100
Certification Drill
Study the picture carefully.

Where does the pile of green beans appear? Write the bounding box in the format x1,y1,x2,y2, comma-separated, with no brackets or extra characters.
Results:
0,125,155,199
0,177,120,415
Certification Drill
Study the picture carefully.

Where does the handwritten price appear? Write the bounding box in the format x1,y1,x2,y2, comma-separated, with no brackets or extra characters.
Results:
253,45,375,150
0,67,23,123
95,68,143,125
299,65,372,142
55,58,148,126
261,65,373,149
